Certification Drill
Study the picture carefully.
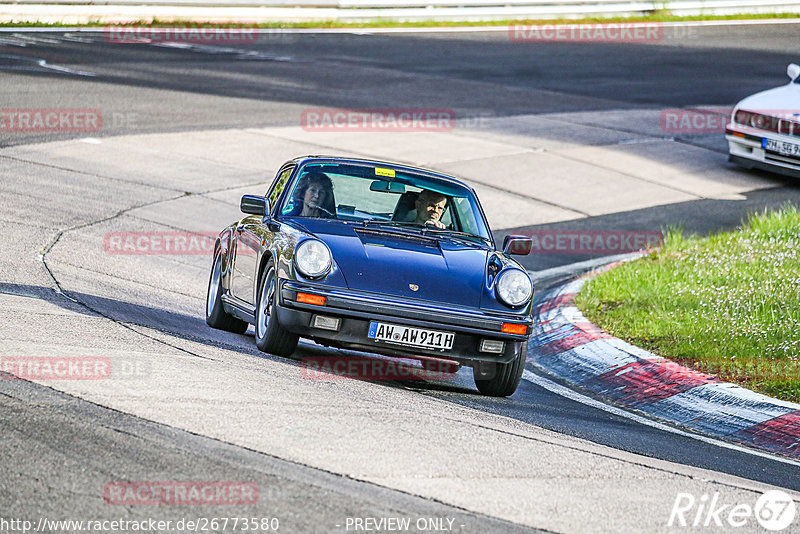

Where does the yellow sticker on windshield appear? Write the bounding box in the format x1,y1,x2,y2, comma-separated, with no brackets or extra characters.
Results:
375,167,395,178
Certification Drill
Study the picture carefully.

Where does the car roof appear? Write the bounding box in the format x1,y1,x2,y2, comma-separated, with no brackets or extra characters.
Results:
289,155,476,193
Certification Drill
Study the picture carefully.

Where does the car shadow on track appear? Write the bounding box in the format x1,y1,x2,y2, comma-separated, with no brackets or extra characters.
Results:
0,281,480,395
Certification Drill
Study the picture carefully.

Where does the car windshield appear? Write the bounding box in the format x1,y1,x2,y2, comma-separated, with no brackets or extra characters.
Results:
280,162,492,240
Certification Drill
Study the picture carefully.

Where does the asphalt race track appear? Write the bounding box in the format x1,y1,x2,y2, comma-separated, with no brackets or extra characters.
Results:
2,22,800,533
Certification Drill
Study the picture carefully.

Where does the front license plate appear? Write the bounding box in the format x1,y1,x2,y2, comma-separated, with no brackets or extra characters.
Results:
762,137,800,156
368,321,454,351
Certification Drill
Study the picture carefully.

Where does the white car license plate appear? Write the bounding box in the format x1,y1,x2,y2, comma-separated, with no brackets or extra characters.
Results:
762,137,800,156
368,321,454,350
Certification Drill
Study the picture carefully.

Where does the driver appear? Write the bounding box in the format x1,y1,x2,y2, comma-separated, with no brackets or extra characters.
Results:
414,190,447,229
290,172,335,218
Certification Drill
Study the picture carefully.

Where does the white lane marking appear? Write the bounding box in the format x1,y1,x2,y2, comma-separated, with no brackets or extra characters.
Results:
236,50,293,61
0,38,26,47
0,54,95,77
36,60,96,77
152,42,293,61
11,33,61,44
521,369,800,467
2,19,799,35
60,33,96,44
152,42,192,49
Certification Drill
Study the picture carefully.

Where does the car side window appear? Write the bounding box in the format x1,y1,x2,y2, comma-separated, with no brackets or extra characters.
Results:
267,165,295,214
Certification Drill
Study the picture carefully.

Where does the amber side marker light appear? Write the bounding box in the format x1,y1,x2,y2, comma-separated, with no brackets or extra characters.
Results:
732,132,746,138
502,323,527,335
297,293,326,306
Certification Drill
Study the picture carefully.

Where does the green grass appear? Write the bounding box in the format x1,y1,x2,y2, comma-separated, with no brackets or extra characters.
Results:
576,206,800,403
2,12,800,28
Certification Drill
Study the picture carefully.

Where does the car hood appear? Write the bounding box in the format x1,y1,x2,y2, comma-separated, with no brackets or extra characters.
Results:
736,83,800,113
296,220,490,308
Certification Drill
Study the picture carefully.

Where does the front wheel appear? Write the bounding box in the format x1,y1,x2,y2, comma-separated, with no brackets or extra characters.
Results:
255,262,299,356
473,341,527,397
206,252,248,334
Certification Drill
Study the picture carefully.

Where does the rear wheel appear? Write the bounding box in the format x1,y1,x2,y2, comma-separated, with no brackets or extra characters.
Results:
473,341,527,397
255,262,299,356
206,252,248,334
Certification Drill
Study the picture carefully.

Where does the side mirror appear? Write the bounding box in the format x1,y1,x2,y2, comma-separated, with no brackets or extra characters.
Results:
240,195,268,216
788,63,800,81
502,235,532,256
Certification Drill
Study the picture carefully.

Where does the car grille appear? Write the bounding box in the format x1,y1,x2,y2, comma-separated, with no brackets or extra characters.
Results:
764,151,800,166
777,118,800,139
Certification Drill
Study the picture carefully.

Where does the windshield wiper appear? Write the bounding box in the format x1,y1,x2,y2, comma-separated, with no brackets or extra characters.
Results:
360,220,416,228
356,220,436,237
419,227,492,245
356,221,490,245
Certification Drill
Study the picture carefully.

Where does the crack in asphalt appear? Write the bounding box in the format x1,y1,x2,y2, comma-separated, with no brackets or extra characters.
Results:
35,189,221,362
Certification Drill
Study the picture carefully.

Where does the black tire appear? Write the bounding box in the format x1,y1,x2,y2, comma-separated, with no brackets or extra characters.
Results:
473,341,527,397
255,261,299,357
206,252,249,334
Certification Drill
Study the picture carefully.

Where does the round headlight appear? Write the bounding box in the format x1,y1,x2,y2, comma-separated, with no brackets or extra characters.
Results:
495,269,533,307
295,239,332,279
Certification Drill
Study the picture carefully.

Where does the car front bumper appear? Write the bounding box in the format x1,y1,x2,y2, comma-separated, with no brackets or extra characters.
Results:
276,280,531,365
726,127,800,179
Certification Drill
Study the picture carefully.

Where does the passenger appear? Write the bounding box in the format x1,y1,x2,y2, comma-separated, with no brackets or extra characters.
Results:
414,190,447,229
290,172,335,218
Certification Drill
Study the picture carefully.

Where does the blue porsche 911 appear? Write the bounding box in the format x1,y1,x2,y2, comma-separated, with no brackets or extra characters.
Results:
205,156,534,396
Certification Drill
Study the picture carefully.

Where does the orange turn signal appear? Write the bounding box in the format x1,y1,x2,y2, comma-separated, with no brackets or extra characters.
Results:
732,131,746,138
297,293,326,306
502,323,527,335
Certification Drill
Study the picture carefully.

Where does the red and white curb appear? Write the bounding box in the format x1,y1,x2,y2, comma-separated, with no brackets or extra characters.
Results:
529,270,800,461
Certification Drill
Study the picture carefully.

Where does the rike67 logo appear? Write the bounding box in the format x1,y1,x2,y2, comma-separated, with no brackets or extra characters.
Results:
669,490,796,531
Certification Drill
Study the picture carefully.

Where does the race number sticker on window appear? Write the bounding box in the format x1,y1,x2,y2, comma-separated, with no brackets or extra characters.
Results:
375,167,396,178
368,321,454,351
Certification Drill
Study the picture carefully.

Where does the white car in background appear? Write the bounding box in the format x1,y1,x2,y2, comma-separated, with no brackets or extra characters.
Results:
726,63,800,178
